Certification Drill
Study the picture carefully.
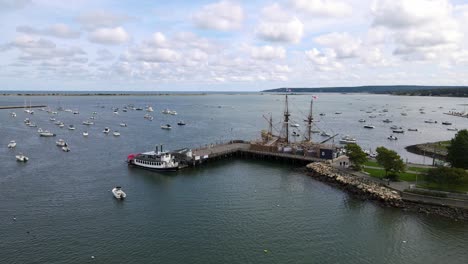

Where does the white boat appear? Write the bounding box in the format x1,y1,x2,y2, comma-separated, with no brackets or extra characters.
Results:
113,131,121,136
10,112,16,117
82,120,94,125
169,110,177,115
64,109,72,112
364,125,375,129
103,127,110,134
161,124,172,130
83,131,89,137
50,117,56,121
24,118,30,124
39,131,56,137
340,135,357,144
320,132,331,137
28,123,37,127
144,114,153,121
62,145,70,152
73,111,79,115
37,128,43,133
146,106,154,112
54,121,62,125
120,123,127,127
16,153,29,162
388,135,398,140
408,128,418,132
390,125,400,130
358,119,366,122
112,187,127,199
162,109,171,114
56,139,66,146
290,123,300,128
127,146,182,171
68,125,75,130
59,123,65,128
8,140,16,148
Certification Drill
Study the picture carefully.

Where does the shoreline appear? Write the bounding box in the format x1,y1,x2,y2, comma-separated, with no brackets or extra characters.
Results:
305,163,468,221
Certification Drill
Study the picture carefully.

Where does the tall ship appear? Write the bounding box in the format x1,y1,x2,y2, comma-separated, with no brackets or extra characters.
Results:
127,145,192,171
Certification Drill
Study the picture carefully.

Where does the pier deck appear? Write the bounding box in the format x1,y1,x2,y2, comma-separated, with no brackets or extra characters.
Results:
190,141,327,166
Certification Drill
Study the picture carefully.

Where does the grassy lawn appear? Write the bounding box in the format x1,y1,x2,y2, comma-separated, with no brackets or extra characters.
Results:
364,160,431,173
363,167,424,182
417,182,468,193
406,166,430,173
364,160,379,167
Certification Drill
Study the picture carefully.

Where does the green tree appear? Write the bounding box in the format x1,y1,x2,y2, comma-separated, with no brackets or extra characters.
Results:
375,146,405,180
425,167,468,185
345,143,367,171
447,129,468,169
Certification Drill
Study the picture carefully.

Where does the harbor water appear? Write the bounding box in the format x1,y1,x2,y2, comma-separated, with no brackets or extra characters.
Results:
1,93,467,263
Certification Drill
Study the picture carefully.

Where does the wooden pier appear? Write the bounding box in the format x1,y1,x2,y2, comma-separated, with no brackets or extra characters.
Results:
189,141,330,167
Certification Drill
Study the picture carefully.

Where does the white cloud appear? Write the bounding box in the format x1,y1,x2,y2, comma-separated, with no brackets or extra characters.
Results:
305,48,343,71
88,27,130,45
193,0,243,31
96,49,114,61
134,48,181,63
250,45,286,60
290,0,352,17
148,32,168,47
314,32,361,59
16,24,81,39
256,17,304,43
0,0,30,11
77,11,131,30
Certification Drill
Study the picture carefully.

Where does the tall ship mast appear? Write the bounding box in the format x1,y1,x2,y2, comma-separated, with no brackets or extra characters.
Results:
305,98,314,142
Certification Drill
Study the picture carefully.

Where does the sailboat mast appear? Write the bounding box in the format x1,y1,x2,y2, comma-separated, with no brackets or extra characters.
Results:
283,95,290,143
307,99,313,142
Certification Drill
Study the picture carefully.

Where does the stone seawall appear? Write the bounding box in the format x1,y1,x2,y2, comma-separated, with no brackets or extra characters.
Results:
306,162,468,221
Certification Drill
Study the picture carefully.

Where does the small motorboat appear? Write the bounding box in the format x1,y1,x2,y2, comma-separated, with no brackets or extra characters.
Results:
146,106,154,112
364,125,375,129
320,132,331,137
144,114,153,121
319,113,325,116
37,128,43,133
312,130,321,134
401,113,408,116
292,131,300,137
335,112,342,115
113,131,121,136
73,111,79,115
442,121,452,125
112,186,126,199
340,135,357,144
169,110,177,115
82,120,94,125
39,131,56,137
59,123,65,128
62,145,70,152
83,131,89,137
161,124,172,130
408,128,418,132
50,117,56,121
68,125,75,130
393,129,405,133
103,127,110,134
383,119,392,123
424,120,436,124
16,153,29,162
24,118,30,124
447,128,458,131
119,123,127,127
369,115,377,118
388,135,398,140
28,123,37,127
390,125,399,130
358,119,366,122
10,112,16,117
56,139,66,146
8,140,16,148
290,123,300,128
177,121,186,126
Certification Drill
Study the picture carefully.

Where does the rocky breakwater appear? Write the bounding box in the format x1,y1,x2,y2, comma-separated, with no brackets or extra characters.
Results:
306,162,404,207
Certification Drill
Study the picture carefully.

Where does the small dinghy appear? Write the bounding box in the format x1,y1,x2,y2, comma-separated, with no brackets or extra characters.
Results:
83,131,89,137
408,128,418,132
62,144,70,152
388,135,398,140
39,131,56,137
56,139,66,147
119,123,127,127
103,127,110,134
177,121,186,126
16,153,29,162
113,131,120,136
68,125,75,130
112,186,126,199
161,124,172,130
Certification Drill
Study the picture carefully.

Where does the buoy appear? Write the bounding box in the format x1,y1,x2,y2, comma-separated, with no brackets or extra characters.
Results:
91,256,95,259
403,241,407,243
264,249,268,253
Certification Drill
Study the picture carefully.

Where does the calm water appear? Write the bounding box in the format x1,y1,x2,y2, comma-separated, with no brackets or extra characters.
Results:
1,94,467,263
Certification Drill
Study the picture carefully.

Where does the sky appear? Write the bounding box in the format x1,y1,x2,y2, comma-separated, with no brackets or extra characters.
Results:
1,0,468,91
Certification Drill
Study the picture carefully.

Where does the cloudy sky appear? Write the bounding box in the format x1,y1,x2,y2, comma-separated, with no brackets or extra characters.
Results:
1,0,468,91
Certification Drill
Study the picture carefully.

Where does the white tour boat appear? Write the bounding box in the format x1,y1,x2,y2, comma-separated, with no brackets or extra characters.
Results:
127,146,183,171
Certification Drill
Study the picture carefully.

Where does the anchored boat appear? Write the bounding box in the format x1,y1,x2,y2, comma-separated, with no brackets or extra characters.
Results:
127,146,186,171
112,187,126,199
